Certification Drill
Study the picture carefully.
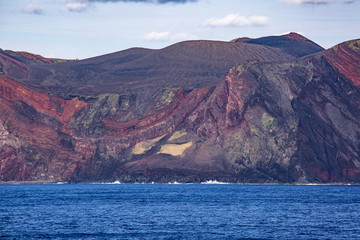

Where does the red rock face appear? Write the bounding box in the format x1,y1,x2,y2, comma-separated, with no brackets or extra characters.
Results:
324,40,360,87
0,76,88,181
3,50,73,64
0,35,359,183
0,52,29,72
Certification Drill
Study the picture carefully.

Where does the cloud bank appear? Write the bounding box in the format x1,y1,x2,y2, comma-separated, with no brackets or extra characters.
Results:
88,0,197,3
282,0,354,4
65,0,197,12
204,14,269,27
22,2,44,14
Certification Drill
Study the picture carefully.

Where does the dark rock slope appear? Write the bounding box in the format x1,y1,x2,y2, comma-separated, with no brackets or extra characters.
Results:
232,32,324,57
0,34,359,183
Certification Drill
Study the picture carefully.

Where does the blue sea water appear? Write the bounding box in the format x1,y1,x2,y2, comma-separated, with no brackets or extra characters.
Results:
1,184,360,240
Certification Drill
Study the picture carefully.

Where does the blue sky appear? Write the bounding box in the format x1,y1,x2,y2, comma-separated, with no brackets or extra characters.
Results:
0,0,359,59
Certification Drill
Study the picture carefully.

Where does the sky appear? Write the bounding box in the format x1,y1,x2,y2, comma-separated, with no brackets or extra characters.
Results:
0,0,359,60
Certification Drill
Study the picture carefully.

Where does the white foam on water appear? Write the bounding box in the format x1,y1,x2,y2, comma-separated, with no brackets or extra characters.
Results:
168,181,182,184
200,180,230,184
109,180,121,184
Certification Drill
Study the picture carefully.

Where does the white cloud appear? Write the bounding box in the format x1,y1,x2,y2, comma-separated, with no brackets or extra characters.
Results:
143,31,197,41
66,2,90,11
22,2,44,14
204,14,269,27
282,0,354,4
144,31,171,41
66,0,90,11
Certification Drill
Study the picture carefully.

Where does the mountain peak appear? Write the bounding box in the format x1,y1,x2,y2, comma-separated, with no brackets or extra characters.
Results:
280,32,308,40
232,33,324,57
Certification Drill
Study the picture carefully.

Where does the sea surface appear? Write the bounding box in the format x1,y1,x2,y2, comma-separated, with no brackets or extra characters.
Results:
1,184,360,240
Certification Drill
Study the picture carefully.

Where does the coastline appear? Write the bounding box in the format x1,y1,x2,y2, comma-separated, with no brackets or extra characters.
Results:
0,180,357,186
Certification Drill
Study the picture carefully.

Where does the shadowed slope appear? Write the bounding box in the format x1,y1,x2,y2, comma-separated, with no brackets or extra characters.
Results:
233,32,324,57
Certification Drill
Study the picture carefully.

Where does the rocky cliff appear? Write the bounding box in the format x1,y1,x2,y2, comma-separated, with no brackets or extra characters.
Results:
0,33,359,183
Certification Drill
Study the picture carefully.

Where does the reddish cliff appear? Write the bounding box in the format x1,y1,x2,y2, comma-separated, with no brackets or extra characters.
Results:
3,50,74,64
0,34,359,183
324,39,360,87
0,76,88,181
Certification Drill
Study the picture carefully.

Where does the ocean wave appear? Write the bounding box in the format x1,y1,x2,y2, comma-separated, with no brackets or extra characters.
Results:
200,180,231,184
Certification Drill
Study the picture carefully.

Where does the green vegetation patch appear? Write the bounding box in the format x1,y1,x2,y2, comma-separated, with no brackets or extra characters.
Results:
261,112,277,131
155,88,177,109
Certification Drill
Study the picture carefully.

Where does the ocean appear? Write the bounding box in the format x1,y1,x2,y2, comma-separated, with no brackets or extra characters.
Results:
1,183,359,239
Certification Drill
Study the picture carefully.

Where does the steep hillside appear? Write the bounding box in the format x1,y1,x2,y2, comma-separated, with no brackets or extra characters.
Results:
0,49,73,85
3,50,74,64
1,34,359,183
